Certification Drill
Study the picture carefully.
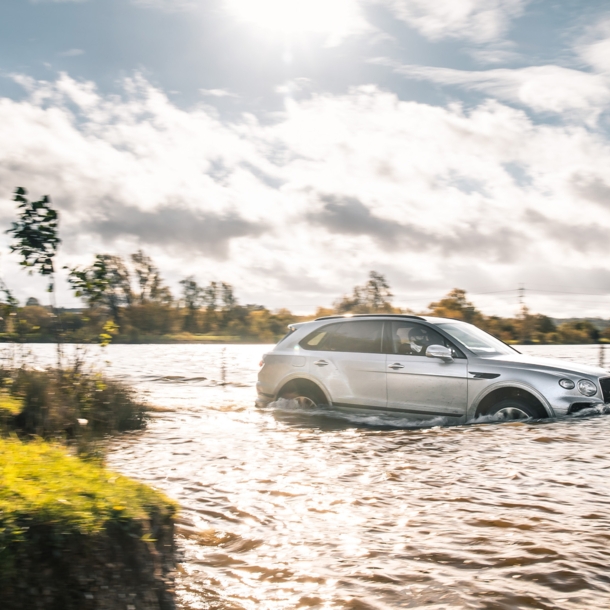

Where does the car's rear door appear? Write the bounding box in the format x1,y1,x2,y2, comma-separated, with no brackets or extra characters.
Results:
300,320,387,409
385,321,468,420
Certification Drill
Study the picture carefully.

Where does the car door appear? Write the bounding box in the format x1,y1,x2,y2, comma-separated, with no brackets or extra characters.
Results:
385,321,468,420
299,320,387,409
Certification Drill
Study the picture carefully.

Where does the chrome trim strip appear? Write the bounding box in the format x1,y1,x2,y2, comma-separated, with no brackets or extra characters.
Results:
333,402,464,418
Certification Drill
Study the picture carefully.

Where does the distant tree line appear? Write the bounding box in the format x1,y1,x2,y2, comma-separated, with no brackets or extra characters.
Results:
318,275,608,345
0,248,297,343
1,267,608,345
1,188,608,345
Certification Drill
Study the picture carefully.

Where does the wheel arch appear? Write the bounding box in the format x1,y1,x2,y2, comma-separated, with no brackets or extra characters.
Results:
275,376,331,405
472,382,553,419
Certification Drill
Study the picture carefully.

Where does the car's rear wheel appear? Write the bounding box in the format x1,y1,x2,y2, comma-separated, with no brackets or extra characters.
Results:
487,398,541,420
278,380,325,409
290,396,318,409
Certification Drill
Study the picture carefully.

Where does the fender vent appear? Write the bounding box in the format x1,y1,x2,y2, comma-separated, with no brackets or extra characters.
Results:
470,372,500,380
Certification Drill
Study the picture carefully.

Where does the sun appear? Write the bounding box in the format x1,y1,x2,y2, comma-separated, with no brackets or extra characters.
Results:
224,0,367,41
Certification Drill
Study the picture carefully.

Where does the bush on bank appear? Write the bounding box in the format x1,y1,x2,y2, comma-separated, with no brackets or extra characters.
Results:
0,362,149,443
0,438,178,609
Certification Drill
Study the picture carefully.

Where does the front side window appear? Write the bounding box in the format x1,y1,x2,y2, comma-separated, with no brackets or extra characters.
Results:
437,322,516,356
300,321,384,354
388,321,464,358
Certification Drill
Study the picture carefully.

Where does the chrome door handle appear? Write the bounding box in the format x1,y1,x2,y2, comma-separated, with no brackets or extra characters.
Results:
388,363,405,370
314,360,329,366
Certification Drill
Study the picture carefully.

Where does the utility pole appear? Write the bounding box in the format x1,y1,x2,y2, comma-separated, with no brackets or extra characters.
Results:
518,284,526,344
518,284,525,309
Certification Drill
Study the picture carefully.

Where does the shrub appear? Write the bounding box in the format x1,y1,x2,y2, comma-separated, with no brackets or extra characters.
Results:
0,360,149,443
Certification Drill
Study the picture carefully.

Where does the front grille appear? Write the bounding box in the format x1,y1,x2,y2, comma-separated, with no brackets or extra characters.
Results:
600,377,610,403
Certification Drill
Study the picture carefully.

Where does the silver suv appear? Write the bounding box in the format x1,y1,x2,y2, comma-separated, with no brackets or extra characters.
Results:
256,314,610,421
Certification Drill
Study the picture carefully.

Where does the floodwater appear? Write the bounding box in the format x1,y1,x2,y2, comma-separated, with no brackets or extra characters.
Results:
17,343,610,609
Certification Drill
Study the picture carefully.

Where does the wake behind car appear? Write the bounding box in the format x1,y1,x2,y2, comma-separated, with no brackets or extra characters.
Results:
256,314,610,421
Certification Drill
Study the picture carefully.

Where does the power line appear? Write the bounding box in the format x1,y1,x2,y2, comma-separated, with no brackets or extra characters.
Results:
527,289,610,296
470,288,610,296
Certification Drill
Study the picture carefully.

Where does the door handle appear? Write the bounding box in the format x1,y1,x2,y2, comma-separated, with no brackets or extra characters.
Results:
314,360,329,366
388,363,405,370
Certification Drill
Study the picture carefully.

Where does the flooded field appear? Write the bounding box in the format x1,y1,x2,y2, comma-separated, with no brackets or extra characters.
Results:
16,343,610,609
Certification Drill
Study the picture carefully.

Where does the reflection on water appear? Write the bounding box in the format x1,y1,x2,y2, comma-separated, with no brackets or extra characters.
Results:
14,343,610,609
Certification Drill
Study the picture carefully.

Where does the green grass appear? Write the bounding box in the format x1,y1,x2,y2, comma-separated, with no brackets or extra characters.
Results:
0,438,177,573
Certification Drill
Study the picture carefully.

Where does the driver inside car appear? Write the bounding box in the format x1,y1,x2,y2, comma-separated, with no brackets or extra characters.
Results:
396,326,431,355
408,326,430,355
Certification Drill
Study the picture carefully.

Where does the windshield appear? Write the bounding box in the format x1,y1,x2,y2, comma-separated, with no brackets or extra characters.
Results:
437,322,517,356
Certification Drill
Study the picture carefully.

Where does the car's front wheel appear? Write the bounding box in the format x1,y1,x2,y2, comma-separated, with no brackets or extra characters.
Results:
487,398,541,421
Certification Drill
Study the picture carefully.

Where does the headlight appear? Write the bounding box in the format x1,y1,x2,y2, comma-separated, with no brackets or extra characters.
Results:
559,378,575,390
577,379,597,397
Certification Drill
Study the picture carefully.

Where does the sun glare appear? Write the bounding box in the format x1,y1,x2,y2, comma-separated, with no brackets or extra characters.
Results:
225,0,366,41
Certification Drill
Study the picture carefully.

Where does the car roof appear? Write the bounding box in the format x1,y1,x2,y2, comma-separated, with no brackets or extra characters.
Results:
312,314,463,325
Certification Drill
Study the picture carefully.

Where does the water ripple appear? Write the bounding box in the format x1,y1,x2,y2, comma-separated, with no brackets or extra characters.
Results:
15,343,610,609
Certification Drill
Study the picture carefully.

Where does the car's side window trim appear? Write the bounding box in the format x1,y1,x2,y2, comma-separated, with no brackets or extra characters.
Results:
381,321,393,354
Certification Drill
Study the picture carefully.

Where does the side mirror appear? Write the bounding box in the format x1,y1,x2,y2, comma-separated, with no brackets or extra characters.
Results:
426,344,453,362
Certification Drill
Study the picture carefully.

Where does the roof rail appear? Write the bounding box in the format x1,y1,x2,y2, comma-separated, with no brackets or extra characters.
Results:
314,313,425,321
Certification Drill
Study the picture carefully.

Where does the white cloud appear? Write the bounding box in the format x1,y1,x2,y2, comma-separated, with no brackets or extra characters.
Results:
130,0,196,10
381,61,610,124
199,88,238,98
377,0,528,43
224,0,371,46
2,73,610,315
578,19,610,74
58,49,85,57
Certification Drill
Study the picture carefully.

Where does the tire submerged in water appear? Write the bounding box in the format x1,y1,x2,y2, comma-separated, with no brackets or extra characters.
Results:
487,398,542,420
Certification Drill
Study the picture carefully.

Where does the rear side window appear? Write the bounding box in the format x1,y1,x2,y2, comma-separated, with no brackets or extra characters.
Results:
276,327,297,346
300,321,384,354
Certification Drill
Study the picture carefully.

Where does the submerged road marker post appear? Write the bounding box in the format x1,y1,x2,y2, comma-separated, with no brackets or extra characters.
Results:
220,347,227,386
600,343,606,369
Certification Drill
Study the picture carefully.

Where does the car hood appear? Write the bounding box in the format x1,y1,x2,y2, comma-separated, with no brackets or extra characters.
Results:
480,353,608,377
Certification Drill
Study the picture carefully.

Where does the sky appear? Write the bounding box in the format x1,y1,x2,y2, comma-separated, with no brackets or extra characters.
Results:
1,0,610,317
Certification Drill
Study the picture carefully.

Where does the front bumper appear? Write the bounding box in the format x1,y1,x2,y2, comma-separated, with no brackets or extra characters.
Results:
567,401,610,415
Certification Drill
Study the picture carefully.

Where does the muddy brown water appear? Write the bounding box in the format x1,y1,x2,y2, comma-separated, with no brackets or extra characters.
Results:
16,344,610,609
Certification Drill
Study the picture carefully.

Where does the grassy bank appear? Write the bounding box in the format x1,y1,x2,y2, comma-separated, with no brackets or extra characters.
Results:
0,438,177,609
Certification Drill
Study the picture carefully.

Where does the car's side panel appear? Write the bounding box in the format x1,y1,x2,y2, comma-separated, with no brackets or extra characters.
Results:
257,352,301,397
303,349,387,408
386,354,468,419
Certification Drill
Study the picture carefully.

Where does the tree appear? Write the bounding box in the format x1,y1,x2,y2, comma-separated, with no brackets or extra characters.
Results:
335,271,394,313
179,276,204,332
427,288,483,324
7,187,61,359
131,250,172,305
0,279,18,334
220,282,236,310
557,320,600,344
7,187,60,293
67,254,132,324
